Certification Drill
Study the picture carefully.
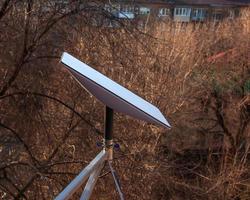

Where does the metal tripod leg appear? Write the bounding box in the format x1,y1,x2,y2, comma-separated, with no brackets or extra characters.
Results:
55,150,107,200
80,163,104,200
108,161,125,200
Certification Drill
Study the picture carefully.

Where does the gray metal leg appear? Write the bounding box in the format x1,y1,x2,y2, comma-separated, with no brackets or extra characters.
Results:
80,163,104,200
108,161,125,200
55,150,107,200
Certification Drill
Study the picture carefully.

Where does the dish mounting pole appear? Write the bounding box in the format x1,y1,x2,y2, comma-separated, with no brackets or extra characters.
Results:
104,106,114,161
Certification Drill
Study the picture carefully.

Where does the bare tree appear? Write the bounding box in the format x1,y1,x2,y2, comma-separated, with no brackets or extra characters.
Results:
0,1,249,199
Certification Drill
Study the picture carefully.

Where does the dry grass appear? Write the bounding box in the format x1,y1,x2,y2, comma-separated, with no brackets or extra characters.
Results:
61,11,249,199
0,4,249,199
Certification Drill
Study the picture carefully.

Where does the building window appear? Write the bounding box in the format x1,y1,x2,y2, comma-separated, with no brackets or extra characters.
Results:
121,5,134,13
159,8,170,16
119,4,135,19
139,7,150,15
212,12,223,21
134,6,139,14
174,8,191,16
104,4,121,13
175,8,180,15
192,8,206,20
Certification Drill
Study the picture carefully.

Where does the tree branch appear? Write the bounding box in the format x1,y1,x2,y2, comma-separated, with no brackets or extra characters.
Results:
0,91,102,135
0,0,12,20
14,174,38,200
0,0,33,97
0,122,39,165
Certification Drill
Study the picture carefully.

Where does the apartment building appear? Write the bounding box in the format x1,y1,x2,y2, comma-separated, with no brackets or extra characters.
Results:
103,0,249,22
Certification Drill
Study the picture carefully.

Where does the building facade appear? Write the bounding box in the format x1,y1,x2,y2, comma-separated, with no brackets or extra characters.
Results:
103,0,249,22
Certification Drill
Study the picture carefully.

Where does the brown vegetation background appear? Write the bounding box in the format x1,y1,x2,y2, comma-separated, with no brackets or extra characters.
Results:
0,1,249,199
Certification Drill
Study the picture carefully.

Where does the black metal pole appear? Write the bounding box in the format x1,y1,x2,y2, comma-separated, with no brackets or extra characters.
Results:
104,106,114,161
104,106,113,141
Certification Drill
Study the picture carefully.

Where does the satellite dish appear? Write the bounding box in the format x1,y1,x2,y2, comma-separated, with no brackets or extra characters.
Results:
61,52,170,128
55,52,171,200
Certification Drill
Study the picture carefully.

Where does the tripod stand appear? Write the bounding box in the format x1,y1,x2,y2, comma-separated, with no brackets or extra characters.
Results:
55,107,124,200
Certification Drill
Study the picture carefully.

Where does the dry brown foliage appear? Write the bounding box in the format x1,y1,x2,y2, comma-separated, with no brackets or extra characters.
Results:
0,1,249,199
